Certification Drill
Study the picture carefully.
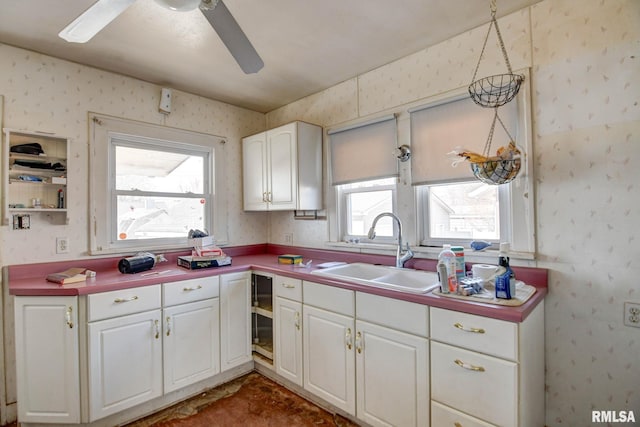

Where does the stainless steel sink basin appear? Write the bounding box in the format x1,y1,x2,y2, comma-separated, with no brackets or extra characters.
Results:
311,262,439,294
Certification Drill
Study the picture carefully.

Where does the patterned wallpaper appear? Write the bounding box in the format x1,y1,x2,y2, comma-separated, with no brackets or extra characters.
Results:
0,0,638,424
266,0,640,424
0,44,267,263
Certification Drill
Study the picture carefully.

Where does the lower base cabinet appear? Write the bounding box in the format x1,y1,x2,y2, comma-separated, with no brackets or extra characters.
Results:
163,298,220,393
355,320,429,427
88,309,163,421
14,272,543,427
14,296,80,424
430,302,545,426
303,303,356,414
14,276,227,425
220,272,252,371
302,282,430,427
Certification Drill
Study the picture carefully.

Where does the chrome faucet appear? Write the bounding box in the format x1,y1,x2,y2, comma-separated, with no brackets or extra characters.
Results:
367,212,414,268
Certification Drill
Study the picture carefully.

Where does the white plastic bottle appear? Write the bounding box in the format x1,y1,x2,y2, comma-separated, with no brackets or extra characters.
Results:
438,244,457,293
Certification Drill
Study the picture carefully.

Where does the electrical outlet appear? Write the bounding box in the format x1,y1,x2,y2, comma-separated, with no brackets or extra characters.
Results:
623,302,640,328
56,237,69,254
284,233,293,244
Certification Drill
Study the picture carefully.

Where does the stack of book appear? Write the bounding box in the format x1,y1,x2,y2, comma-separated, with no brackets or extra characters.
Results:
46,267,90,285
177,242,232,270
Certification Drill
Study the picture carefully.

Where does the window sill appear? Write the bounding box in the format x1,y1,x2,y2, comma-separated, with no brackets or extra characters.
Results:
325,241,535,263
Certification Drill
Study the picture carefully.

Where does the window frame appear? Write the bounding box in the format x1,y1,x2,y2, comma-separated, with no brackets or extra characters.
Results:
415,180,511,248
411,68,534,254
109,135,212,247
89,113,227,255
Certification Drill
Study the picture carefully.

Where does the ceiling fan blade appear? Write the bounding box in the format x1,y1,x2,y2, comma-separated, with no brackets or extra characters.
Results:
200,0,264,74
59,0,137,43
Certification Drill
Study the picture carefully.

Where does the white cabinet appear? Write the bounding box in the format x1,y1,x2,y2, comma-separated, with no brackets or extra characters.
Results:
430,303,545,427
274,276,303,386
14,296,80,424
87,286,163,421
242,121,322,211
303,281,356,415
301,282,430,426
355,292,429,427
220,271,253,371
3,128,70,226
163,277,220,393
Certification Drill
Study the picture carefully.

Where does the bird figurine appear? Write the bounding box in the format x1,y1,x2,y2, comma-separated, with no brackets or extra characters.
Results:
470,240,492,251
449,141,521,166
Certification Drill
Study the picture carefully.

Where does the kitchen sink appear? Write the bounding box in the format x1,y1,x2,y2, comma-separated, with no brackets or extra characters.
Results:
311,262,439,294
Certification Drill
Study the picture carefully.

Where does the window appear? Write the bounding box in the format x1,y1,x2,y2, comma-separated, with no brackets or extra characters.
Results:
410,69,534,253
328,115,400,243
113,139,210,242
337,178,397,242
416,181,510,247
89,114,227,254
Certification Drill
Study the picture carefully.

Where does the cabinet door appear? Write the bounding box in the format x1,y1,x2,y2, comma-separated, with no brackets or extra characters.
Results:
242,132,269,211
88,309,162,421
163,298,220,393
267,123,297,210
303,304,355,415
220,272,252,371
274,297,303,386
14,296,79,424
355,320,429,427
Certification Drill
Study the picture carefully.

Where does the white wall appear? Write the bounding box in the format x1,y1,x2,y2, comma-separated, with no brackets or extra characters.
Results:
266,0,640,425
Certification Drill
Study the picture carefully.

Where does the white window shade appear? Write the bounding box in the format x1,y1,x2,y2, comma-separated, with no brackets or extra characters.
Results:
410,95,518,184
328,115,398,185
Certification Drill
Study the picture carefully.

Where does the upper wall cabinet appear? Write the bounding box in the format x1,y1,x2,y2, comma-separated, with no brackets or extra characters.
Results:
242,121,322,211
2,128,70,226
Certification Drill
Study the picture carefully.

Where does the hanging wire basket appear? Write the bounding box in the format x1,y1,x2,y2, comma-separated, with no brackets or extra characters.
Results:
468,1,524,108
470,108,522,185
471,157,521,185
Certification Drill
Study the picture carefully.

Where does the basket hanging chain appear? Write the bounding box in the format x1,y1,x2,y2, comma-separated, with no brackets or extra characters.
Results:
483,108,516,156
470,1,514,83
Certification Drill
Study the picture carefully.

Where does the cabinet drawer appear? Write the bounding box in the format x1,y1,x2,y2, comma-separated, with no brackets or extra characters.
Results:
356,292,429,337
430,307,517,360
431,342,517,427
163,276,219,306
88,285,161,322
303,281,354,316
431,401,496,427
274,275,302,301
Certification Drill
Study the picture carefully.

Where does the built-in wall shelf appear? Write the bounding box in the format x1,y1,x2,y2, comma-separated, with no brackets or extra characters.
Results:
3,128,70,226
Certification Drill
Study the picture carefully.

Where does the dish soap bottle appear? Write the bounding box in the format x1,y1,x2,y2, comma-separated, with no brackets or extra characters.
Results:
438,244,457,293
495,242,515,299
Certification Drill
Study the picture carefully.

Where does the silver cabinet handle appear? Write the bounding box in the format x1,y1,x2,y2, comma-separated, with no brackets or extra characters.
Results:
114,296,139,304
294,311,300,330
166,316,171,336
154,319,160,339
281,283,295,289
65,306,74,329
454,359,485,372
355,331,363,354
454,322,485,334
345,328,353,350
183,285,202,292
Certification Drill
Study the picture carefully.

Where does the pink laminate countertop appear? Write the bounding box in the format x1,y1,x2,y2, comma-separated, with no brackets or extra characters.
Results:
6,244,547,323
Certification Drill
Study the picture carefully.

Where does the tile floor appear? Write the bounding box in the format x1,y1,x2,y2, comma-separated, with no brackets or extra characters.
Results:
124,372,359,427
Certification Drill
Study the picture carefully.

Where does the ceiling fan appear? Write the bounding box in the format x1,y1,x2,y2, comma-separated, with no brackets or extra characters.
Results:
58,0,264,74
